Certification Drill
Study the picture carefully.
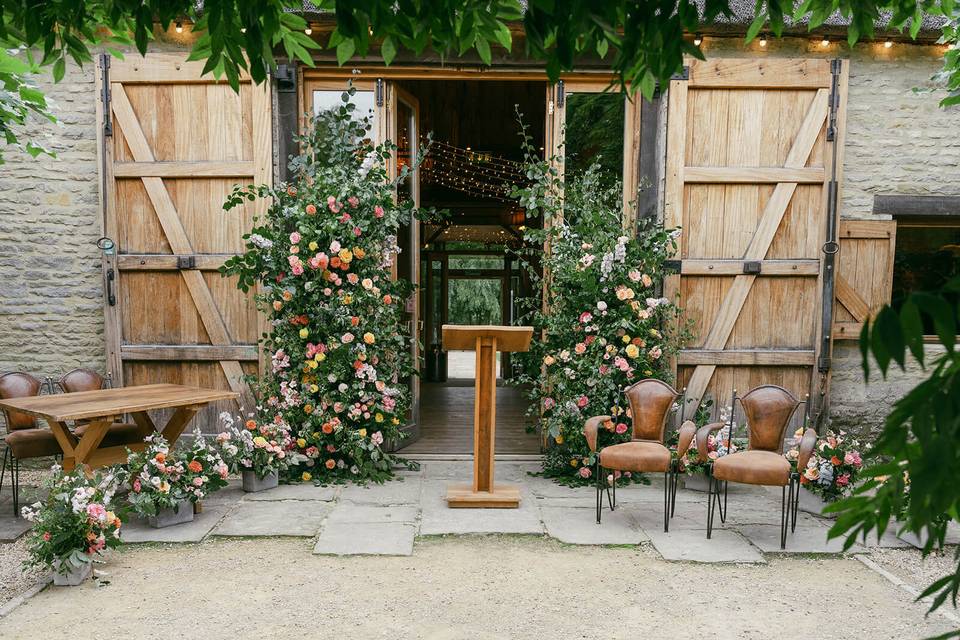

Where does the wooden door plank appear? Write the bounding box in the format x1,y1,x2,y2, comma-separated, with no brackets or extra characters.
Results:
835,275,870,322
688,58,832,89
677,349,815,366
113,161,255,177
679,259,819,276
684,166,824,184
663,78,688,402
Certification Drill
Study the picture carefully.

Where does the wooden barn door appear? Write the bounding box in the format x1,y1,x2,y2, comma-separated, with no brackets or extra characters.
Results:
664,58,847,423
97,53,271,431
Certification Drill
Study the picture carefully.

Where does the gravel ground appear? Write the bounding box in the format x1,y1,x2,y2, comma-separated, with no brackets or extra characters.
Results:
0,537,45,608
0,536,955,639
871,545,960,593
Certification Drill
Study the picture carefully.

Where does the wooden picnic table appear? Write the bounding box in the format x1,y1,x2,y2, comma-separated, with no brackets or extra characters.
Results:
0,383,237,471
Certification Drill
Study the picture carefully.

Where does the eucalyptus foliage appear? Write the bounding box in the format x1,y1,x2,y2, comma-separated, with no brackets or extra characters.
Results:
828,276,960,624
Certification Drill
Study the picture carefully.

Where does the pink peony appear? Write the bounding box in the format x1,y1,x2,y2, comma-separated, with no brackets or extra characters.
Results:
371,431,384,446
578,466,592,479
836,473,850,487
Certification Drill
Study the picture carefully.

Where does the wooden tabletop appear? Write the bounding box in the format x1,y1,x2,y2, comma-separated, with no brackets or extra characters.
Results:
0,384,238,422
442,325,534,352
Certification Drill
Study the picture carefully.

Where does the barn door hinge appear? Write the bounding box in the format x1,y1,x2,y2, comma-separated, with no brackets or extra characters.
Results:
663,259,682,273
556,80,565,108
99,54,112,137
375,78,384,107
670,66,690,81
275,63,297,93
177,255,197,270
826,59,841,141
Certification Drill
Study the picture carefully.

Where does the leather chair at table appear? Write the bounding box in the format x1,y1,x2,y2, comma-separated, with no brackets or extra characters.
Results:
57,368,151,448
585,378,697,532
0,372,61,516
684,384,817,549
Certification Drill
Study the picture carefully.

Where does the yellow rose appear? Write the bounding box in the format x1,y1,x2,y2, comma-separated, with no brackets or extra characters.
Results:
312,432,320,439
307,360,318,370
296,438,307,448
359,428,367,438
339,248,353,263
625,344,640,358
308,241,318,251
316,352,326,362
310,384,319,393
343,295,353,305
253,436,267,447
375,413,384,423
543,355,555,365
622,335,631,344
363,332,376,345
299,328,309,339
555,434,564,444
570,458,579,467
391,418,400,425
302,472,312,482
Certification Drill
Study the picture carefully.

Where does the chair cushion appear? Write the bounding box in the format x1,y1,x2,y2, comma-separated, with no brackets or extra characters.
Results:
74,422,150,448
712,450,791,486
599,440,671,473
5,429,62,459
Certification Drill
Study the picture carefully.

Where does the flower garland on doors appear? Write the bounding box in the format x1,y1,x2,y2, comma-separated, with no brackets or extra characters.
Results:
220,90,419,482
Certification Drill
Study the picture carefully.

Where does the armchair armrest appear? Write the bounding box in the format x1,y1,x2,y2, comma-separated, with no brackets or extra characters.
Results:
694,422,728,464
583,415,612,452
796,427,818,473
675,420,697,463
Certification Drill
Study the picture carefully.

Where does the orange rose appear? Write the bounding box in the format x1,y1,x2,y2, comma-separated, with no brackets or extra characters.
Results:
330,256,342,269
353,247,365,259
154,452,166,463
304,404,313,414
286,186,297,196
351,316,360,327
831,455,842,466
325,459,336,469
187,460,203,473
322,423,334,434
305,204,317,215
383,294,392,305
245,419,257,431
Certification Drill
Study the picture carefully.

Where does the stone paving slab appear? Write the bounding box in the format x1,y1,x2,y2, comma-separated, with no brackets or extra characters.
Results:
736,523,864,554
419,482,543,536
243,484,338,502
0,514,31,542
213,500,329,537
339,478,422,505
122,506,229,543
326,504,419,525
313,522,416,556
541,505,648,545
646,527,766,563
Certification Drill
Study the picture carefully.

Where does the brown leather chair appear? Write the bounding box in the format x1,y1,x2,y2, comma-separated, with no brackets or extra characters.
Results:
1,372,61,516
584,378,696,532
682,384,817,549
57,369,150,448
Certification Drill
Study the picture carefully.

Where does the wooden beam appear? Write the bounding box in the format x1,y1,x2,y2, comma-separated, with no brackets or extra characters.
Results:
110,55,252,84
832,322,864,340
677,349,816,366
121,345,260,361
113,161,255,178
840,219,897,239
117,255,232,271
679,260,820,276
687,58,832,89
835,276,871,323
683,166,825,184
873,194,960,217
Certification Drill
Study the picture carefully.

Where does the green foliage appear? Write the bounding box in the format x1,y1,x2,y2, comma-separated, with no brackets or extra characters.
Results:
221,90,422,483
510,116,687,485
827,275,960,622
0,47,57,164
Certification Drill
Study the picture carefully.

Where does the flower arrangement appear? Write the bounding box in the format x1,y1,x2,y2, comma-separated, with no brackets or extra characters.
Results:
124,434,219,517
184,427,231,494
216,411,293,480
511,120,687,485
786,429,864,502
221,88,421,483
673,402,746,476
21,465,122,577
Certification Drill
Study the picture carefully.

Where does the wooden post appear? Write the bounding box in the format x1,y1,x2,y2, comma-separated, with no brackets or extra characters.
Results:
442,325,533,508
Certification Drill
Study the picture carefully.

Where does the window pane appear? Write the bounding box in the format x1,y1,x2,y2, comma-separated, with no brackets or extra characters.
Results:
397,98,415,204
449,278,502,325
448,255,504,270
892,222,960,333
312,89,376,129
564,92,625,185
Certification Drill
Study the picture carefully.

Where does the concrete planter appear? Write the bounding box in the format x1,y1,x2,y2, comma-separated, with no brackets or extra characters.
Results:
52,559,92,586
147,499,195,528
797,486,838,519
242,469,279,493
682,473,711,492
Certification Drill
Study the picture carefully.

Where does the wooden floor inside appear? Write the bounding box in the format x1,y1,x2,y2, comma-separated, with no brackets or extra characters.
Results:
398,383,541,455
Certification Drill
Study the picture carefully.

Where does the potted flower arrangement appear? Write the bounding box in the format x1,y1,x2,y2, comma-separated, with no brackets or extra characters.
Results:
673,403,744,492
217,411,292,492
511,121,686,486
124,435,216,528
219,88,421,483
785,429,863,518
21,465,122,586
184,427,231,512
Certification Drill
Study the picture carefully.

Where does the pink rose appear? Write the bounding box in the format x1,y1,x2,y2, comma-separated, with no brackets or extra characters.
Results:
348,196,359,208
192,477,204,487
836,473,850,486
579,311,593,324
133,478,142,493
353,226,362,237
374,205,384,218
577,395,589,408
371,431,384,446
575,343,586,355
615,422,628,434
543,398,555,410
289,232,301,244
649,346,662,360
578,466,592,479
327,195,341,213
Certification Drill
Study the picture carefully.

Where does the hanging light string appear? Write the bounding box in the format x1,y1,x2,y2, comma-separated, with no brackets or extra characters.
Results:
413,138,528,200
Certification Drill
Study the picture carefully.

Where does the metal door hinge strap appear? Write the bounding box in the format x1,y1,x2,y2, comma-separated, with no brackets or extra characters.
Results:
556,80,565,108
177,256,197,270
375,78,384,107
99,54,112,137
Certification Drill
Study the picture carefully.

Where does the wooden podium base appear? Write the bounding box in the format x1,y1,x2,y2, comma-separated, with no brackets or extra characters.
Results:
446,483,521,508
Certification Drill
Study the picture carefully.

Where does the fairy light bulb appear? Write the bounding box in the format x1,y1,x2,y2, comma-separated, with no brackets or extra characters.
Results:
305,25,313,35
759,34,768,47
175,21,184,33
820,36,830,47
693,33,703,46
884,39,893,48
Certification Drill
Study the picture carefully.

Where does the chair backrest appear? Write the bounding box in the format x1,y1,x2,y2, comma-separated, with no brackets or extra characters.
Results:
58,368,106,393
625,378,679,443
740,384,799,454
0,372,42,431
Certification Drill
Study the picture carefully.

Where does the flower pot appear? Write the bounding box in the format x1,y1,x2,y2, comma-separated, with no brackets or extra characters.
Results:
797,486,838,519
193,501,203,515
52,559,92,587
242,469,278,493
682,473,711,492
147,499,195,528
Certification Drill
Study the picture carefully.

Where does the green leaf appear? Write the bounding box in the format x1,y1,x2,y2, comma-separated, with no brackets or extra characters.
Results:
380,36,397,66
475,37,492,65
493,23,513,51
336,39,356,66
745,13,766,43
0,50,30,75
52,57,65,83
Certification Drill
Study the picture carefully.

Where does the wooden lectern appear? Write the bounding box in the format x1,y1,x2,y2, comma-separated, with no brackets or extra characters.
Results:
441,324,534,508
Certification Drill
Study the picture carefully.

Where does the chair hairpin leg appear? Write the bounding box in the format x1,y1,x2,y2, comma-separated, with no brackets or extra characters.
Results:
605,471,614,512
791,475,801,533
706,472,717,539
12,455,20,518
596,460,602,524
663,470,671,532
670,463,679,518
780,483,789,549
0,448,8,513
721,480,729,523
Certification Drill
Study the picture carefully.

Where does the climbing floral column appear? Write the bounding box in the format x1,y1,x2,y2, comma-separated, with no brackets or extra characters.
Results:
222,94,416,482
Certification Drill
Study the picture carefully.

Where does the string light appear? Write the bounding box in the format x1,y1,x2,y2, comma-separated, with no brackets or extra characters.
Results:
175,21,184,34
241,27,247,34
305,25,313,35
693,33,703,46
884,38,893,48
820,36,830,47
759,33,768,47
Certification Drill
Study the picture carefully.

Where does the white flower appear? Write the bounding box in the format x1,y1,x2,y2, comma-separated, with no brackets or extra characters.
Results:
358,150,378,178
597,301,607,311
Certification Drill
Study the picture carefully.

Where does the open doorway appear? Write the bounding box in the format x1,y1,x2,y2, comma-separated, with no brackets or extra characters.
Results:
395,80,545,456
